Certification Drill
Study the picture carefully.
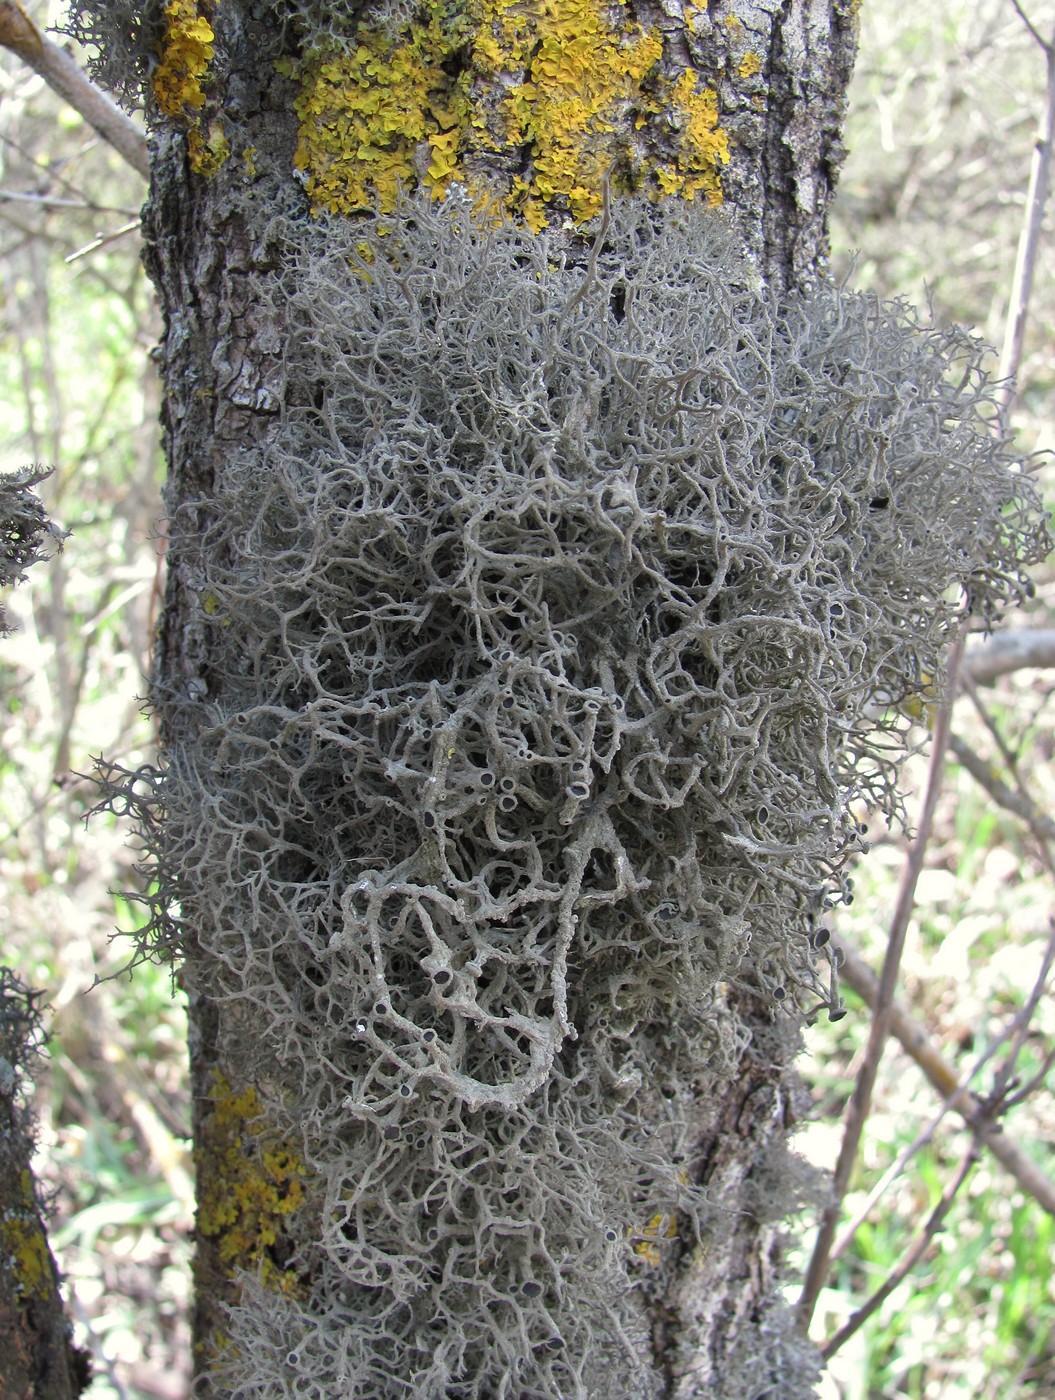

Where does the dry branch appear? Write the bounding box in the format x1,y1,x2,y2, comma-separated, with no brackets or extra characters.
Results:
948,733,1055,840
797,638,966,1329
0,0,148,180
996,13,1055,426
965,628,1055,684
836,938,1055,1217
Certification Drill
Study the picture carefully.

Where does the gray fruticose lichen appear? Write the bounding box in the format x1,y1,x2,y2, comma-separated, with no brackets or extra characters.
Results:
1,467,56,636
96,195,1048,1397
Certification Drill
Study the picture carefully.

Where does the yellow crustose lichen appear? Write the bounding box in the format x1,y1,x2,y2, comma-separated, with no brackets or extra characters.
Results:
1,1169,52,1300
154,0,214,121
154,0,229,176
196,1071,308,1295
282,0,729,225
630,1211,679,1267
737,50,762,79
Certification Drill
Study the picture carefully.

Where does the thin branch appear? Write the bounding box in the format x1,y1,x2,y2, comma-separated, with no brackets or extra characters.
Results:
987,917,1055,1105
65,219,142,264
948,732,1055,842
960,670,1055,887
827,948,1042,1270
797,637,965,1330
0,188,141,214
995,13,1055,426
836,937,1055,1217
965,628,1055,683
962,669,1027,775
827,1082,972,1272
821,1143,978,1361
1001,1041,1055,1113
1010,0,1051,54
0,0,149,180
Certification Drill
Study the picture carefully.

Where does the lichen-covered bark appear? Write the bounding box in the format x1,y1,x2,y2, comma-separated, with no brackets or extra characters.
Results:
0,971,90,1400
114,0,860,1392
278,0,858,289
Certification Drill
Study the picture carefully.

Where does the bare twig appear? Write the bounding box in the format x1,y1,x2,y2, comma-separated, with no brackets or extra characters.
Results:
1010,0,1050,56
1001,1042,1055,1113
827,947,1046,1269
65,218,142,263
797,637,966,1330
962,669,1027,776
0,0,149,180
836,937,1055,1217
965,628,1055,683
826,1087,969,1272
987,919,1055,1106
995,11,1055,427
821,1142,978,1361
959,671,1055,888
947,733,1055,842
0,188,141,214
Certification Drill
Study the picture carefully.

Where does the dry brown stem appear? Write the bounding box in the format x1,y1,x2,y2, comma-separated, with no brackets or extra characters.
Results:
835,938,1055,1217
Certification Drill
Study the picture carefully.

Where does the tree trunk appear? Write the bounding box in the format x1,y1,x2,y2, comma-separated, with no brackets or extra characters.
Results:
85,1,859,1394
0,970,90,1400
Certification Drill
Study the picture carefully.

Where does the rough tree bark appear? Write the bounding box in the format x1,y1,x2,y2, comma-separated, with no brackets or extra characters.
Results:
80,1,860,1395
0,970,90,1400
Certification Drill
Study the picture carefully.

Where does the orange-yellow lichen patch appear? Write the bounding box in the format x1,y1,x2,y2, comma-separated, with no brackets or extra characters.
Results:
280,13,475,214
281,0,729,225
196,1072,308,1295
480,0,663,226
154,1,229,176
664,69,730,204
738,50,762,79
0,1168,52,1300
154,0,214,121
630,1210,679,1267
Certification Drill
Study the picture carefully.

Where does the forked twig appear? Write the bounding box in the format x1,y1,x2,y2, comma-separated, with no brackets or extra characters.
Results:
822,1143,978,1360
835,936,1055,1218
797,636,965,1329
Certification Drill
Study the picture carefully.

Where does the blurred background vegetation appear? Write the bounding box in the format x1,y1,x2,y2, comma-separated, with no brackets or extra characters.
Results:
0,1,1052,1397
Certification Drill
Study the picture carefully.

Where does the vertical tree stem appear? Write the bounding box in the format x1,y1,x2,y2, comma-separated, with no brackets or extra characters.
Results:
996,19,1055,430
797,634,965,1331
